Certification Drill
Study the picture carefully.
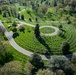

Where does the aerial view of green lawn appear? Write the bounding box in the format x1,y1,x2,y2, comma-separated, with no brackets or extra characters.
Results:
0,0,76,75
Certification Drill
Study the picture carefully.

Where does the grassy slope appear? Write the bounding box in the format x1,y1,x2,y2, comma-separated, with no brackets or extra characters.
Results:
14,22,76,55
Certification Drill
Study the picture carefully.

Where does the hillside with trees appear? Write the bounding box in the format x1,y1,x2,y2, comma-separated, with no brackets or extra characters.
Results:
0,0,76,75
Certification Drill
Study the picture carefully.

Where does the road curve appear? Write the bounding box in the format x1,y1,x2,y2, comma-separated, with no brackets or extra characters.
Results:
0,20,51,60
0,20,73,60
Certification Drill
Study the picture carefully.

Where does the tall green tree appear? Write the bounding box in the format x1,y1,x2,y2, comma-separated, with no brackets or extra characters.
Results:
21,15,24,20
34,24,40,37
0,41,13,66
0,9,2,14
61,42,70,54
29,53,44,69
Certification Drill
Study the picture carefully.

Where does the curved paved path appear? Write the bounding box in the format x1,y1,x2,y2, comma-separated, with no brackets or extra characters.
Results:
0,20,51,60
19,21,59,36
40,26,59,36
0,20,73,60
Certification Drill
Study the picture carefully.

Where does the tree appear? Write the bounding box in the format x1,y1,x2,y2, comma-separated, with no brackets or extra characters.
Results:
3,11,7,17
71,54,76,65
2,5,8,11
68,19,71,24
0,26,5,35
29,53,44,69
36,69,54,75
47,57,74,75
34,24,40,37
0,61,23,75
10,6,17,17
58,24,63,30
35,17,38,22
0,9,2,14
54,1,57,6
18,25,25,32
29,18,32,22
38,4,48,14
61,42,70,54
10,27,17,32
25,62,34,75
12,21,17,27
18,13,20,19
21,15,24,20
56,69,65,75
0,41,13,66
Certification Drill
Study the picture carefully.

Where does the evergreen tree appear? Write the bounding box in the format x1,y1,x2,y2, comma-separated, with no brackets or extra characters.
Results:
3,11,7,17
0,9,2,14
21,15,24,20
18,13,20,19
34,24,40,37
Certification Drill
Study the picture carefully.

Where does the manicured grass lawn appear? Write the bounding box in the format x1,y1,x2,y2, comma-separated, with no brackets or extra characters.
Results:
13,22,76,55
7,44,29,64
40,27,55,34
0,33,29,65
1,3,76,55
15,3,25,10
20,8,37,20
3,22,13,31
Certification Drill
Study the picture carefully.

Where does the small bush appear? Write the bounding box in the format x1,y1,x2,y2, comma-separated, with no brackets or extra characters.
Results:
13,32,19,38
18,25,25,32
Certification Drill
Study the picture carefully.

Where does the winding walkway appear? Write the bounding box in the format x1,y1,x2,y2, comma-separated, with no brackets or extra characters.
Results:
19,21,60,36
0,20,73,60
0,20,51,60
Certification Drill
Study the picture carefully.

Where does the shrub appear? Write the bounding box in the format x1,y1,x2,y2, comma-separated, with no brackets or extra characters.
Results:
12,21,17,27
36,69,54,75
13,32,19,38
10,27,17,32
29,53,44,69
18,25,25,31
21,15,24,20
61,42,70,55
58,25,63,30
0,61,23,75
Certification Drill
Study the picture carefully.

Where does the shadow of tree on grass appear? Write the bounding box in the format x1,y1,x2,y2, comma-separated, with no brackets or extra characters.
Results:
36,36,51,55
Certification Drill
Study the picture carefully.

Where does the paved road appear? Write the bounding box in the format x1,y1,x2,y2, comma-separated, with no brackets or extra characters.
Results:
0,20,73,60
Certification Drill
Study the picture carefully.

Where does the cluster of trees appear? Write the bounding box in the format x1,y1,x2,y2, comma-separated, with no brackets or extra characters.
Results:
25,53,76,75
0,38,13,66
0,0,76,23
34,24,40,38
0,4,25,22
0,51,75,75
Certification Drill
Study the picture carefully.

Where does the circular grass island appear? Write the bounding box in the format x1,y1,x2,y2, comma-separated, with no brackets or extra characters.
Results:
40,26,59,36
40,27,55,34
